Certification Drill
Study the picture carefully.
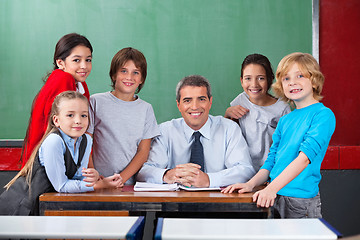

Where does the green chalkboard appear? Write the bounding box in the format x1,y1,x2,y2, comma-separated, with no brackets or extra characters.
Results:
0,0,312,139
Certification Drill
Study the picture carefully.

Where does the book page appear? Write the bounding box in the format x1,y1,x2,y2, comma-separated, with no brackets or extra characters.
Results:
134,182,221,192
134,182,179,191
178,185,221,191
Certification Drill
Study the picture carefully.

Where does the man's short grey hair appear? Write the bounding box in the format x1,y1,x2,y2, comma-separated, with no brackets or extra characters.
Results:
175,75,212,102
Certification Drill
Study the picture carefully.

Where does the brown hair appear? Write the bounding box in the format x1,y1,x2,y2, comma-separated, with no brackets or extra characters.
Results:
272,52,324,103
109,47,147,93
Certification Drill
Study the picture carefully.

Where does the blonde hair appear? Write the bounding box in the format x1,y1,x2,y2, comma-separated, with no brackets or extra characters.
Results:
5,91,88,190
272,52,324,104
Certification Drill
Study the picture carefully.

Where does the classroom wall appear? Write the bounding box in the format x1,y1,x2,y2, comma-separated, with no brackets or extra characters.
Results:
1,0,358,169
320,0,360,146
1,0,359,237
317,0,360,237
0,0,312,139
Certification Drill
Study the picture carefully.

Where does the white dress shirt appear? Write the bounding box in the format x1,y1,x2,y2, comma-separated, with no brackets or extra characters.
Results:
137,115,256,187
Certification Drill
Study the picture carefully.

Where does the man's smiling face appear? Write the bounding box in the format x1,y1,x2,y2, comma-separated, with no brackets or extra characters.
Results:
177,86,212,130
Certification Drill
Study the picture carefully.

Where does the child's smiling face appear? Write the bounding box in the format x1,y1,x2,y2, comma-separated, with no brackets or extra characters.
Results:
240,64,269,105
53,98,89,140
281,63,317,109
56,45,92,83
112,60,143,101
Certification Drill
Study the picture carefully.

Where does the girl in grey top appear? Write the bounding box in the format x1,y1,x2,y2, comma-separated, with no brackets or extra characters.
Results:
225,54,291,172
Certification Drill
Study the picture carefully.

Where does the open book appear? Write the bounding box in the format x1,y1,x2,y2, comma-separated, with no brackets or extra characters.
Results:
134,182,221,192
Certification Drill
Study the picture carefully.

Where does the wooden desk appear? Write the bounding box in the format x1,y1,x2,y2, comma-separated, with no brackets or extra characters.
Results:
154,218,339,240
0,216,144,239
40,185,269,240
39,185,269,217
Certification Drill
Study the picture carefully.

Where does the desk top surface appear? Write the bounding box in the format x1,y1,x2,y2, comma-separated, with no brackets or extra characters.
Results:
40,185,258,203
0,216,141,239
156,218,338,240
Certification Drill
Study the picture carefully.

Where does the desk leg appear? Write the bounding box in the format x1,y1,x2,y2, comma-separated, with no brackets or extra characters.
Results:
142,211,156,240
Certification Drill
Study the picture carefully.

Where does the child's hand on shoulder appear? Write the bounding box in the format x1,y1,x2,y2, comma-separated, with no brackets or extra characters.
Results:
221,182,254,194
82,168,100,187
225,105,249,120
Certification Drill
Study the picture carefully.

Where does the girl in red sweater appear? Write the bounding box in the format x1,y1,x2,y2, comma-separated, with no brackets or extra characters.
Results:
20,33,93,168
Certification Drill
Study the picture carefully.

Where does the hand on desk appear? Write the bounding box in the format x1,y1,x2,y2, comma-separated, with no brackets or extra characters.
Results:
163,163,210,188
82,168,100,187
93,173,124,189
221,182,254,194
222,182,276,208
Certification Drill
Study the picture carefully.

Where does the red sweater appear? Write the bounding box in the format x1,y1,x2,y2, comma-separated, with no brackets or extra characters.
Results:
21,69,90,168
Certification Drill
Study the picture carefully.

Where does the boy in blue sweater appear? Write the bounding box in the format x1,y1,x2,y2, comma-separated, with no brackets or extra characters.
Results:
222,52,336,218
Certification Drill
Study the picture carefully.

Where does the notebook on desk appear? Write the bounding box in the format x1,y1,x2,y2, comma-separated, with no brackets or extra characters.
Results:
134,182,221,192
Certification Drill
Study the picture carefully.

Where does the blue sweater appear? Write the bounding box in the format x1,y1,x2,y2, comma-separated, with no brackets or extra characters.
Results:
261,103,336,198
